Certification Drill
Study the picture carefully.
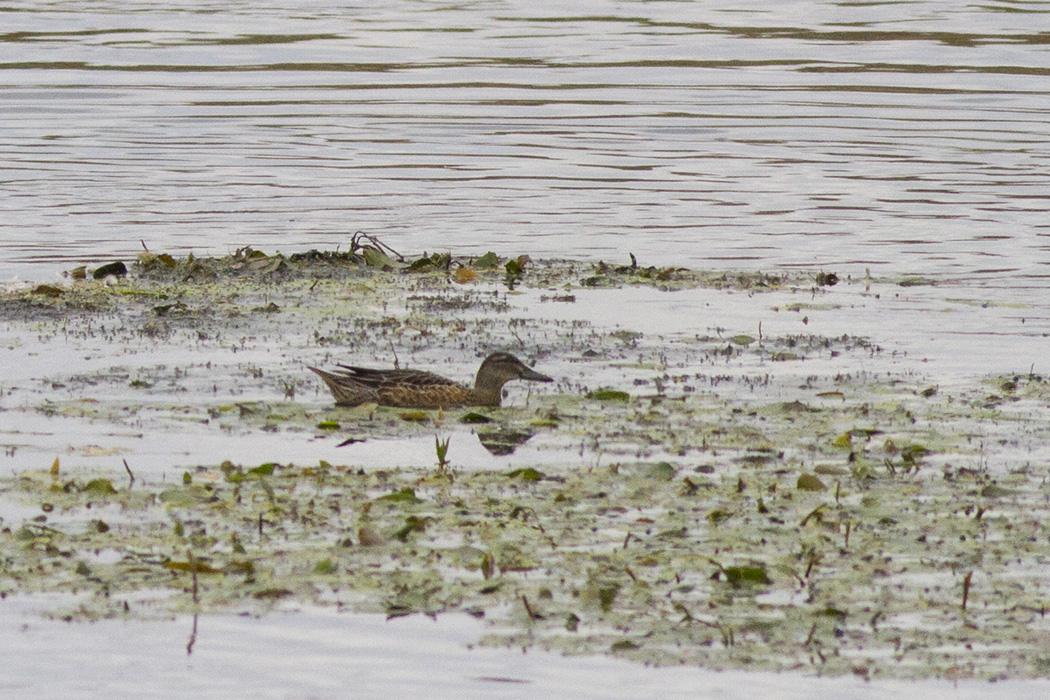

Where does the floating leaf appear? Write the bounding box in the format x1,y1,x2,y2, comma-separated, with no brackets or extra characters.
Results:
473,251,500,269
481,552,496,580
252,588,293,600
506,468,544,481
31,284,64,297
797,473,827,492
222,465,245,483
314,559,337,574
357,526,385,547
316,420,340,430
981,485,1014,499
778,401,810,414
730,334,755,346
724,565,772,586
452,268,479,284
832,432,852,448
247,463,276,477
408,252,451,271
394,515,427,541
610,639,639,652
505,255,530,276
708,509,732,524
84,478,117,495
225,560,254,575
362,248,402,270
460,412,493,424
400,411,429,423
252,302,280,314
644,462,677,481
586,389,630,402
377,487,422,504
92,261,128,280
898,276,935,287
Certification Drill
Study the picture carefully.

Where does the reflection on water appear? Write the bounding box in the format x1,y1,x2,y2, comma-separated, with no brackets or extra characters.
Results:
6,600,1040,700
2,1,1050,282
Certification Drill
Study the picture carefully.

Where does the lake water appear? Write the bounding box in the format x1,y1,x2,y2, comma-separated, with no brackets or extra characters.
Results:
3,0,1050,283
4,2,1050,697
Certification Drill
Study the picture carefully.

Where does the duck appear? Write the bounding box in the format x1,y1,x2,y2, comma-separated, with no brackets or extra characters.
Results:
308,352,553,409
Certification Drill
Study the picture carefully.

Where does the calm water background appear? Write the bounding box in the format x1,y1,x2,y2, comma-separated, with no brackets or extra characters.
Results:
4,3,1050,696
3,0,1050,282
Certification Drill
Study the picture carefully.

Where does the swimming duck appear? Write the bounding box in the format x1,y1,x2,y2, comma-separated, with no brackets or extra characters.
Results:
309,352,553,409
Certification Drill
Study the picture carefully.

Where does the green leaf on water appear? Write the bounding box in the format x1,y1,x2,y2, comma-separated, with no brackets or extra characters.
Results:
724,565,772,586
506,468,544,481
610,639,640,652
394,515,427,542
473,251,500,269
505,255,530,276
708,509,732,524
247,463,277,477
586,389,630,402
377,487,422,504
362,248,403,270
84,478,117,495
898,276,935,287
797,473,827,492
644,462,677,481
598,584,620,612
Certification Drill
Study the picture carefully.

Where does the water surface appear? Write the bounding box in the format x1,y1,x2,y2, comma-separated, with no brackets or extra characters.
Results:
3,0,1050,282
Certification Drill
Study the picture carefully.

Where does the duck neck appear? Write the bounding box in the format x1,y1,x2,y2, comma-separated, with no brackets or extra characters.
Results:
473,374,506,406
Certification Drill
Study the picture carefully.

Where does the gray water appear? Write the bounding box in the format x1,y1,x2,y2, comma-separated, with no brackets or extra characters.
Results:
3,0,1050,281
4,3,1050,697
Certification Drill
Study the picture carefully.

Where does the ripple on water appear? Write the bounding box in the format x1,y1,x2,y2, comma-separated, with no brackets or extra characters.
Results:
2,1,1050,284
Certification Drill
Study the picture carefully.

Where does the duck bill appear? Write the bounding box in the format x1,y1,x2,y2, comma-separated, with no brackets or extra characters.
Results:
520,366,554,383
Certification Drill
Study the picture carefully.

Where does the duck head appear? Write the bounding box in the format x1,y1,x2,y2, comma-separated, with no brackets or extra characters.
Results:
474,352,553,402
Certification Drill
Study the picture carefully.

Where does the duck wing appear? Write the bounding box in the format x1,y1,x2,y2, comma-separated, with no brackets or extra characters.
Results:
335,365,463,391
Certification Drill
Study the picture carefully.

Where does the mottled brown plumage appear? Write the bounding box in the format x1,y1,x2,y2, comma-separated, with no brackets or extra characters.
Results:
309,352,553,408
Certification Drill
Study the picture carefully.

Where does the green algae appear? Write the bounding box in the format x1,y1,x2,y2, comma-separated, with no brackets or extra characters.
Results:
4,416,1050,681
2,248,1050,681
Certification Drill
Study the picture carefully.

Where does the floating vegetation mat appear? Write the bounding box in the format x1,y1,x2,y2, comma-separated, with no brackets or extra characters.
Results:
2,245,1050,681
